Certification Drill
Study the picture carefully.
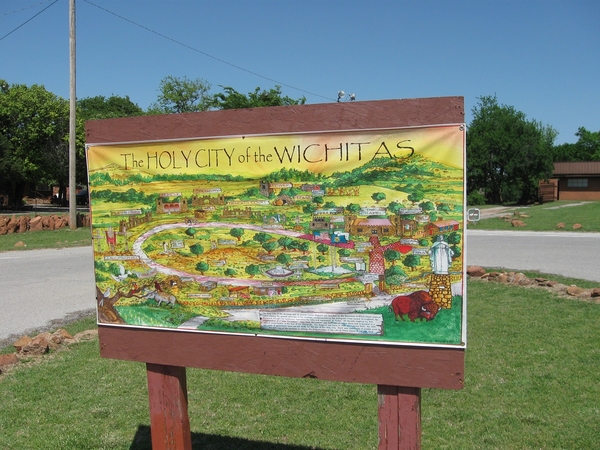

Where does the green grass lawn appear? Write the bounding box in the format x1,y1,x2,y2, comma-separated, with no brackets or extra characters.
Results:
470,201,600,232
0,225,92,252
1,279,598,449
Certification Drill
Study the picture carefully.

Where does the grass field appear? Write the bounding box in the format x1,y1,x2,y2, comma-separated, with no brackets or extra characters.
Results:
470,201,600,232
0,279,598,449
0,224,91,252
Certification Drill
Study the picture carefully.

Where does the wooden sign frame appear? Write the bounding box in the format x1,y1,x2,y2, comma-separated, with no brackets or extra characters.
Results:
88,96,465,449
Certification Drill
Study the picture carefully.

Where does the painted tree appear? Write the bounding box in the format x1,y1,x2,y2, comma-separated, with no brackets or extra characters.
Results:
385,265,407,286
316,243,329,255
189,243,204,257
403,254,421,271
276,253,292,267
253,232,270,244
346,203,361,214
407,191,424,205
185,228,197,237
298,241,310,255
262,241,279,254
195,261,209,275
372,192,386,204
230,228,245,241
338,248,351,258
384,249,402,266
278,236,293,250
245,264,261,278
224,268,236,277
447,232,461,245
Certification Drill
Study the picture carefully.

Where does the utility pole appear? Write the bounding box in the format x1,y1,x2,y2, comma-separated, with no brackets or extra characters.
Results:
69,0,77,229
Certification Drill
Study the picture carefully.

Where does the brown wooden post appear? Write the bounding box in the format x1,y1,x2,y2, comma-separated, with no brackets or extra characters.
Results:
146,363,192,450
378,385,421,450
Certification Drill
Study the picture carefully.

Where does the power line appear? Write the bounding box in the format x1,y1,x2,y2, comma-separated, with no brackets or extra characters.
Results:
0,0,55,17
82,0,334,102
0,0,59,42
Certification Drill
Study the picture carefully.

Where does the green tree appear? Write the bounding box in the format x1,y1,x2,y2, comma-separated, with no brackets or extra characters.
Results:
185,228,197,237
385,265,407,285
387,201,402,215
467,95,556,204
298,241,310,255
346,203,361,214
338,248,351,259
419,201,435,212
189,243,204,257
278,236,293,250
316,243,329,255
230,228,245,241
253,232,270,244
195,261,209,275
407,191,424,204
371,192,386,204
276,253,292,267
447,232,461,245
302,204,317,214
210,85,305,110
262,241,278,254
0,81,70,206
245,264,261,278
224,268,236,277
383,249,401,266
148,76,212,114
553,127,600,162
77,95,143,120
403,254,421,271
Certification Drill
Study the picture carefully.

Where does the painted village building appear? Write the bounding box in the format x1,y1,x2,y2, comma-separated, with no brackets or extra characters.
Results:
156,197,189,214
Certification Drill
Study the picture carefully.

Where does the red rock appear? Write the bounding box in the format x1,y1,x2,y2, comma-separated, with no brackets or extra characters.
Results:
18,216,28,233
573,223,583,230
467,266,486,277
41,216,51,229
591,288,600,298
13,336,32,352
29,216,43,231
556,222,565,229
511,219,527,227
0,353,19,368
21,335,50,355
566,286,583,296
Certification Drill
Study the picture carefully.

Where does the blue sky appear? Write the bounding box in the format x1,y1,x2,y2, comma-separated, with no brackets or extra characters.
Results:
1,0,598,145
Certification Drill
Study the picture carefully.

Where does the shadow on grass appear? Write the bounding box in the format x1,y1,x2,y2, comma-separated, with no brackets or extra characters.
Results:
130,425,326,450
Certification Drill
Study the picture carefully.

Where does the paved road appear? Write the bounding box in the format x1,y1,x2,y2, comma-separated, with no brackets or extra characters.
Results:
466,230,600,282
0,246,96,342
2,230,599,343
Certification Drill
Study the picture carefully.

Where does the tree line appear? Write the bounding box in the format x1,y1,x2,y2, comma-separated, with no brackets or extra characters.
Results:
1,76,598,208
0,76,305,207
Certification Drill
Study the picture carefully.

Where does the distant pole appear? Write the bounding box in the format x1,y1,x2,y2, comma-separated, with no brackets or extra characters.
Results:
69,0,77,229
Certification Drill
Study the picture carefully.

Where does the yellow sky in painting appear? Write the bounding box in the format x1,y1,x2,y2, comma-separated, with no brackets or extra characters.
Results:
87,125,464,179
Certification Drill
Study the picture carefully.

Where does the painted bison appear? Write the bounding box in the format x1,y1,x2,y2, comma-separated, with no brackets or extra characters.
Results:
390,290,439,322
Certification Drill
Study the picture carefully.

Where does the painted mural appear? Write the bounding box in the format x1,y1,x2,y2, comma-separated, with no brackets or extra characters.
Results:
87,125,466,347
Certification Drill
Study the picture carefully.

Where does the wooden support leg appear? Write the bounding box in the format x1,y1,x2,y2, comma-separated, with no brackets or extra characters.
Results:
378,385,422,450
146,363,192,450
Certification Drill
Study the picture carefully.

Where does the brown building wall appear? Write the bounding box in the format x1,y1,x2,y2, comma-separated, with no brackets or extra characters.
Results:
557,177,600,201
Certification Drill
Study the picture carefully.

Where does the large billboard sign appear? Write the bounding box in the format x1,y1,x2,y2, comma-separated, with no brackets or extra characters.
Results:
88,122,466,348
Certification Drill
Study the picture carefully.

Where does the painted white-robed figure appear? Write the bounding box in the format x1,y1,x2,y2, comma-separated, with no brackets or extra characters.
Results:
428,235,454,274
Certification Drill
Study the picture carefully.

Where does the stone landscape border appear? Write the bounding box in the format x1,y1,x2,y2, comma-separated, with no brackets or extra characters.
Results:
0,213,90,235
